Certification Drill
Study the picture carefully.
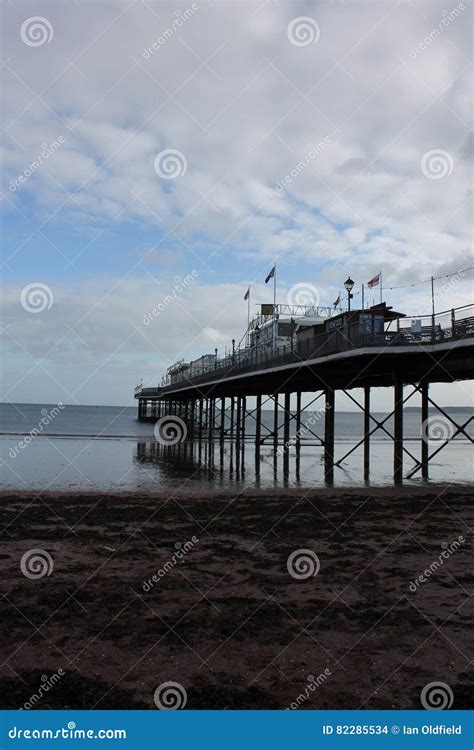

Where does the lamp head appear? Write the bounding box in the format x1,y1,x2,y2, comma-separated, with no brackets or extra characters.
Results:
344,276,355,293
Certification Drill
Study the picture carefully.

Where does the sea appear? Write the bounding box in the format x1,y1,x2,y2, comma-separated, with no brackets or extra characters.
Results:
1,403,472,492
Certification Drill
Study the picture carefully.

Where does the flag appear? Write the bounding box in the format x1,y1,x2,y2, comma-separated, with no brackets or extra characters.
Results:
333,293,341,307
244,287,250,301
367,273,380,288
265,265,275,284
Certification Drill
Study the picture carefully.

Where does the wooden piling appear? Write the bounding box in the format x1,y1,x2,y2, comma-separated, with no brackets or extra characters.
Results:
421,381,429,479
364,386,370,480
324,388,335,484
394,380,404,483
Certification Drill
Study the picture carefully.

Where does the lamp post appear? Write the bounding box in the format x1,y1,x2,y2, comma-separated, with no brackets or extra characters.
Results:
344,277,355,312
344,276,355,347
232,338,235,364
215,347,218,369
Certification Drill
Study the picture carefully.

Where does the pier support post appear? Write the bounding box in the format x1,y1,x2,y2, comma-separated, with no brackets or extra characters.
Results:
236,396,242,445
198,399,203,442
230,397,235,439
295,391,302,452
324,388,335,484
220,398,225,444
421,381,429,479
283,391,291,479
255,394,262,468
283,392,290,454
394,380,404,483
364,386,370,480
208,398,214,445
190,399,195,438
273,394,279,453
241,396,246,444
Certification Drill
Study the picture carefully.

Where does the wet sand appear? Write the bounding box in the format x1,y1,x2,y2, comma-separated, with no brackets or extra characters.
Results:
0,486,472,710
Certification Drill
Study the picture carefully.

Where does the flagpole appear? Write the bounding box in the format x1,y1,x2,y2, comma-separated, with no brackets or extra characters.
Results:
362,284,365,310
380,271,383,304
273,261,277,352
247,287,250,347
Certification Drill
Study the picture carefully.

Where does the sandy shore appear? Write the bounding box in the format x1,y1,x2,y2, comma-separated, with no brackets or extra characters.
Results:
0,486,472,709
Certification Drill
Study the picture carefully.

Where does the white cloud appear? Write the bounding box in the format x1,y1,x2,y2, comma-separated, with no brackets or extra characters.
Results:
0,0,472,405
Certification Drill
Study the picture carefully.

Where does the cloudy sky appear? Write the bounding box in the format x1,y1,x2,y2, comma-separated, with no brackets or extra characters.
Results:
1,0,472,407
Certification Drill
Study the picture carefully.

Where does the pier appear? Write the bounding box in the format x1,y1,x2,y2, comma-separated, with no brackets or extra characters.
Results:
134,302,474,483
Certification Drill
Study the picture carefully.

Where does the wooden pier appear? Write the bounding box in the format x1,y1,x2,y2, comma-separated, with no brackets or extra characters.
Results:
135,303,474,483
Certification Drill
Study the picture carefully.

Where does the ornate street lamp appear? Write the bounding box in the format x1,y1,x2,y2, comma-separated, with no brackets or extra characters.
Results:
344,277,355,312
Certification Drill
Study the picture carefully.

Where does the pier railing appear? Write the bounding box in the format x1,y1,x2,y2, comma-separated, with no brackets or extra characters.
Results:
156,304,474,391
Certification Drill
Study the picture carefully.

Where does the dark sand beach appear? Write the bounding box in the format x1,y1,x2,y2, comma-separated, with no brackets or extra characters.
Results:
0,487,472,710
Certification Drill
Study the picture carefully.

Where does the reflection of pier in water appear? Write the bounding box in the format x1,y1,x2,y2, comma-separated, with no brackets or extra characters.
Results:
135,434,316,488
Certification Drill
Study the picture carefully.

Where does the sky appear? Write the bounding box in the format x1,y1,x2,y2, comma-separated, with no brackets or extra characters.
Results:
1,0,473,408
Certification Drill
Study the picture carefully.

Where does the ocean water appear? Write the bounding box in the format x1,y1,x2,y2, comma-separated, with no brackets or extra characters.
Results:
0,403,472,492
